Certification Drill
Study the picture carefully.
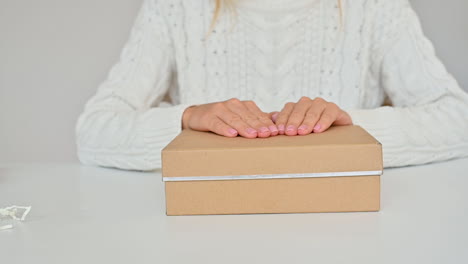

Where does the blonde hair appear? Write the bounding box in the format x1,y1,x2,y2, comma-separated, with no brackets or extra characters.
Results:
209,0,234,33
211,0,343,31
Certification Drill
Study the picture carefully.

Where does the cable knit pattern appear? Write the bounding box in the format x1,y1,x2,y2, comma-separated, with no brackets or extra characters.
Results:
76,0,468,171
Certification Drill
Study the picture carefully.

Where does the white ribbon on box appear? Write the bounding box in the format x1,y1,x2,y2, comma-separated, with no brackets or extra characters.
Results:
163,170,383,182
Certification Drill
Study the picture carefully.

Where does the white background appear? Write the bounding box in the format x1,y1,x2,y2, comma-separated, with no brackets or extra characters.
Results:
1,0,467,163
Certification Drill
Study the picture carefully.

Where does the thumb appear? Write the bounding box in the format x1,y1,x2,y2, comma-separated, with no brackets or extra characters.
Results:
268,112,280,123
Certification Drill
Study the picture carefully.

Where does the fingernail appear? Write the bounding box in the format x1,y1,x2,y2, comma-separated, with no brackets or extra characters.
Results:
269,125,278,133
286,125,295,132
298,125,308,132
314,124,322,132
228,128,238,135
246,128,257,135
278,124,285,132
259,127,269,134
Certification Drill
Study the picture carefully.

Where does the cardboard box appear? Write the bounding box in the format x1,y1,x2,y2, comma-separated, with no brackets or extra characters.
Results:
162,125,382,215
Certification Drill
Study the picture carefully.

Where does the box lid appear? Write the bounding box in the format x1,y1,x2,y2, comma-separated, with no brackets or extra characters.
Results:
162,125,382,181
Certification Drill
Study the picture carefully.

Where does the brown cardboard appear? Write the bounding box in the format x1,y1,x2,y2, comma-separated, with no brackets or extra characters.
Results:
162,125,382,215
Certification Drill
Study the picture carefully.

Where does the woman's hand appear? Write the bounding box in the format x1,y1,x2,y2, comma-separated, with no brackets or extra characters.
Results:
271,97,353,136
182,98,278,138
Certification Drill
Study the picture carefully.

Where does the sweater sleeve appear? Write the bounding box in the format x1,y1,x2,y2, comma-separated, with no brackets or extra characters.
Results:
76,0,191,171
348,0,468,168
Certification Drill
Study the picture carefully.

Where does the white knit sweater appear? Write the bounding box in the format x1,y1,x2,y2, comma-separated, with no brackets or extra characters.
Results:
76,0,468,171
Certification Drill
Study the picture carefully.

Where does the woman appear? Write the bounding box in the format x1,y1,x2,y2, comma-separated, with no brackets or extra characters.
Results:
76,0,468,171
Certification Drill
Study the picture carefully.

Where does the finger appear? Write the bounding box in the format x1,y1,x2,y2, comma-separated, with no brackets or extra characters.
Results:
334,111,353,126
275,102,295,135
298,98,327,135
244,102,278,136
217,110,258,138
314,102,340,133
206,116,239,138
225,99,270,138
269,112,280,123
285,97,313,136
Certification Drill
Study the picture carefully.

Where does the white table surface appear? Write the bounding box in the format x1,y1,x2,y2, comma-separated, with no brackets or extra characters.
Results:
1,158,467,264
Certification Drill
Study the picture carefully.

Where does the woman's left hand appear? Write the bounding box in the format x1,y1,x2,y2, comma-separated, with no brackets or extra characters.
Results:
271,97,353,136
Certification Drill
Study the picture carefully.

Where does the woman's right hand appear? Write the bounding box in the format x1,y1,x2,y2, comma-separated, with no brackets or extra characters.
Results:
182,98,278,138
